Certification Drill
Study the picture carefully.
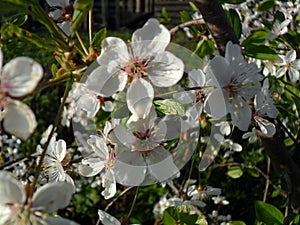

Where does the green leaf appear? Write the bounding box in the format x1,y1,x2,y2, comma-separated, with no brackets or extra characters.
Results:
221,0,246,4
241,29,269,46
230,221,246,225
225,9,242,39
189,2,199,12
180,212,199,225
194,39,215,58
247,167,260,178
5,13,28,26
227,166,243,179
155,99,185,116
258,0,276,11
163,207,180,225
180,10,192,23
159,7,171,23
255,201,284,224
71,0,93,33
244,45,278,60
51,64,58,78
91,27,107,49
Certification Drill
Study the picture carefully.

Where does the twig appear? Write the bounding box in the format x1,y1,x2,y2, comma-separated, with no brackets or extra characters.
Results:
76,31,89,55
104,186,134,211
283,170,292,225
126,186,139,219
0,152,41,170
263,157,271,202
170,19,205,36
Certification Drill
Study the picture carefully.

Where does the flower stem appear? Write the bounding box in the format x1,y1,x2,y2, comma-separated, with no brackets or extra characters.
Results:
76,31,89,55
127,186,139,219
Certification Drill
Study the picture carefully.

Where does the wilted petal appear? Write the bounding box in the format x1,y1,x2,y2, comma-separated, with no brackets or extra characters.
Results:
146,147,179,182
126,78,154,118
32,182,75,213
148,51,184,87
86,66,127,97
0,171,25,206
3,99,37,140
228,97,251,131
2,57,43,97
98,210,121,225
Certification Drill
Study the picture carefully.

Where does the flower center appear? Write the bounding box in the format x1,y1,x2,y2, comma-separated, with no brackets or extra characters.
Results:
124,59,147,79
62,4,74,22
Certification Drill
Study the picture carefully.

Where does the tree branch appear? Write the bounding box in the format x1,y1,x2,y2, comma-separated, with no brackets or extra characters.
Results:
193,0,239,56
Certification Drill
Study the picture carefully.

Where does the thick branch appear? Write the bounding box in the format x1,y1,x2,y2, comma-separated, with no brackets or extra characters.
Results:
193,0,239,56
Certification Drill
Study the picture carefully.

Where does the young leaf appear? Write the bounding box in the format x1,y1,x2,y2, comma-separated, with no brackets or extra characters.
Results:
225,9,242,39
255,201,284,224
91,27,107,49
155,99,185,116
180,10,192,23
71,0,93,33
258,0,276,11
243,45,278,60
227,166,243,179
241,29,269,46
162,207,180,225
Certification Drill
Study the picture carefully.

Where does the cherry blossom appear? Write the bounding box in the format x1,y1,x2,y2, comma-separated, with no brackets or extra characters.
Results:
0,171,78,225
0,49,43,140
38,136,75,188
46,0,76,36
274,49,300,82
79,135,117,199
204,41,262,131
86,18,184,118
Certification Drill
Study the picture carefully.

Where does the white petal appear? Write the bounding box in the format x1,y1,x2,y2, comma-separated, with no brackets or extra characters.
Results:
101,170,116,199
87,135,109,159
255,116,276,137
147,51,184,87
98,210,121,225
288,67,299,82
204,89,228,118
275,67,286,78
0,49,3,73
189,69,206,87
110,125,138,150
292,59,300,70
225,41,245,66
0,171,25,206
2,57,43,97
146,147,179,182
46,0,68,7
286,50,296,62
45,216,80,225
59,21,71,36
86,66,127,97
228,97,251,131
32,182,75,213
205,56,231,87
114,151,146,186
78,163,104,177
132,18,170,54
55,139,67,162
126,78,154,118
76,93,100,118
3,99,37,140
102,101,114,112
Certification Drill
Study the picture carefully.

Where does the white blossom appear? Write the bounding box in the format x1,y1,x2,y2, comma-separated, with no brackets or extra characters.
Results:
0,50,43,140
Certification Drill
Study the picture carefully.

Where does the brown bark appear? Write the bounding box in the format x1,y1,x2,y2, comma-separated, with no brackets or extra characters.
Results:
193,0,239,56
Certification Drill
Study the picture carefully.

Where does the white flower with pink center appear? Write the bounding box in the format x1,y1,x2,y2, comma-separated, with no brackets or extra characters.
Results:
0,49,43,140
86,18,184,119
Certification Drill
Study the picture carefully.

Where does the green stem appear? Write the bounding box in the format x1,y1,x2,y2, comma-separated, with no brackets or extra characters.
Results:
127,187,139,219
28,79,73,199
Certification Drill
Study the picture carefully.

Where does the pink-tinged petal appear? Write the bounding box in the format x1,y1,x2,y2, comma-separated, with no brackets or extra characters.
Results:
204,89,228,119
189,69,206,87
147,51,184,87
228,97,251,131
32,182,75,212
126,78,154,118
0,171,25,206
55,139,67,162
146,146,179,182
114,151,146,186
45,216,80,225
255,116,276,137
205,56,231,87
288,67,299,82
3,99,37,140
132,18,170,53
2,57,43,97
98,210,121,225
286,50,296,62
86,66,127,97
